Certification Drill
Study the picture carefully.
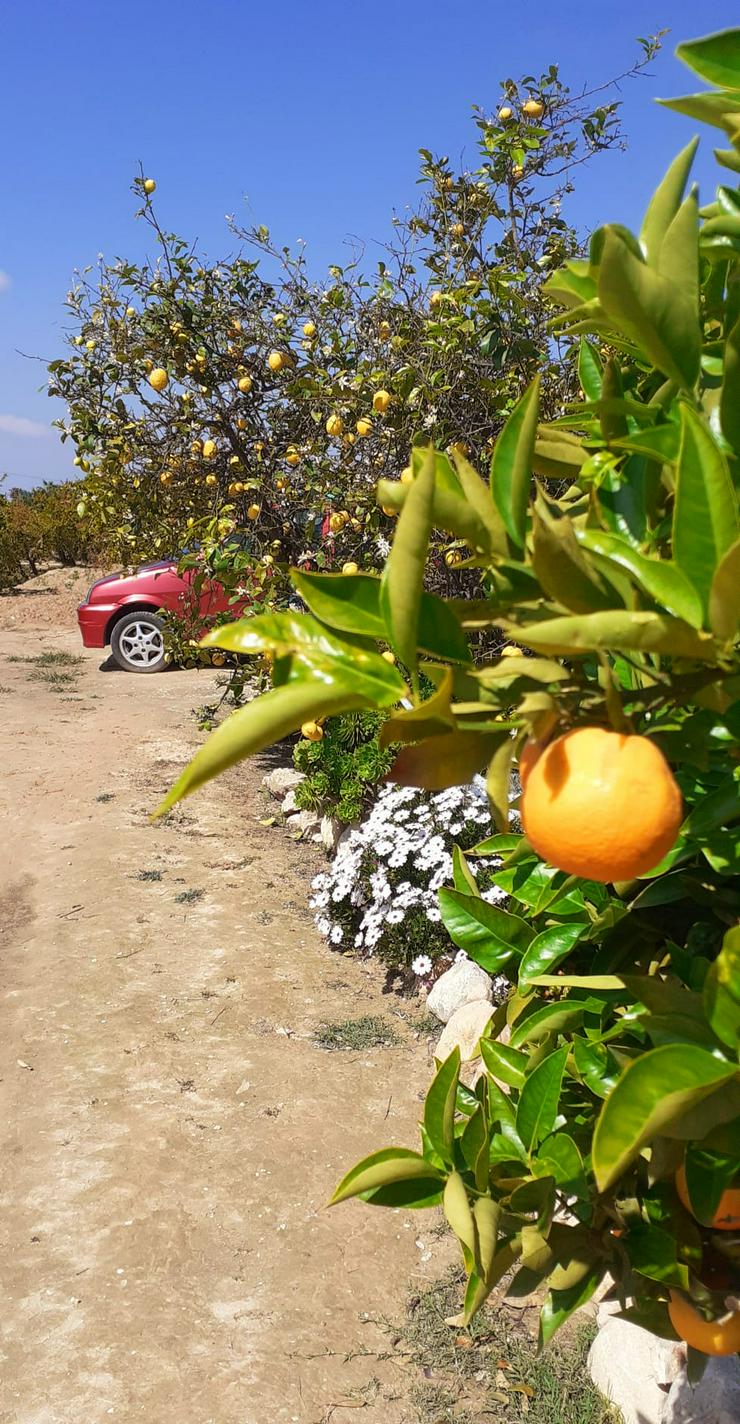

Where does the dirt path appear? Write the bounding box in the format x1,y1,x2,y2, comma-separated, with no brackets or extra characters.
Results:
0,583,443,1424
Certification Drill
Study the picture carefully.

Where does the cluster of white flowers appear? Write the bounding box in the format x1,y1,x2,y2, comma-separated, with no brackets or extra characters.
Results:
309,777,508,970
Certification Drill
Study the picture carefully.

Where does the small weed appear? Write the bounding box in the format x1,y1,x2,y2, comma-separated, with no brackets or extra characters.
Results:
96,792,115,803
136,868,163,882
391,1269,620,1424
174,887,204,905
314,1015,401,1051
31,668,78,690
0,684,13,693
11,649,84,668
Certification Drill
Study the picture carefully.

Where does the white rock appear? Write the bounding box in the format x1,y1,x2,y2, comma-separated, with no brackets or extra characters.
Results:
662,1356,740,1424
320,815,341,853
435,1000,494,1063
588,1316,684,1424
427,959,493,1024
263,767,305,799
285,810,320,837
281,789,300,815
337,822,361,851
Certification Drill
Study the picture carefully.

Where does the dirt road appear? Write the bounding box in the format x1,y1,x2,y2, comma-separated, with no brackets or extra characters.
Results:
0,574,441,1424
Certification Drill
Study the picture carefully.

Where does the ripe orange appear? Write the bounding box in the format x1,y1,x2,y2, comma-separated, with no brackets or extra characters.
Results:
676,1165,740,1232
521,727,682,882
668,1291,740,1356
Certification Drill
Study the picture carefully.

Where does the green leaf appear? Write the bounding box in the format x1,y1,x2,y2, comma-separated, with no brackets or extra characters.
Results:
204,610,406,702
490,375,541,549
573,1038,621,1099
539,1267,604,1348
458,1217,514,1325
518,925,585,992
543,259,596,310
532,499,615,614
611,423,681,464
291,569,471,663
498,609,719,660
683,1144,740,1224
640,139,699,266
425,1048,461,1165
389,729,502,791
673,404,738,621
451,448,510,557
479,1037,529,1088
577,529,704,627
720,314,740,452
453,845,480,897
509,1000,588,1049
380,449,436,676
703,924,740,1051
598,227,700,391
592,1044,737,1192
438,888,533,971
532,427,588,481
578,340,603,400
330,1147,443,1205
377,477,497,555
516,1045,569,1152
705,538,740,640
154,675,383,817
533,1133,586,1194
485,735,516,834
659,89,740,133
444,1172,478,1269
625,1223,690,1290
676,29,740,89
380,669,456,747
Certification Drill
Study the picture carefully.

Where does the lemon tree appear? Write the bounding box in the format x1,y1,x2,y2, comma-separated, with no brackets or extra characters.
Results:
153,30,740,1367
49,48,657,595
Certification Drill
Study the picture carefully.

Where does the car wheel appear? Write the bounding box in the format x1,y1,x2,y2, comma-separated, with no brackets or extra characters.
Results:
110,611,166,673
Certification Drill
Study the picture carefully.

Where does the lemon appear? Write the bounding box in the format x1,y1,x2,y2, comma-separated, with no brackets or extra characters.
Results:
522,98,544,118
85,339,95,352
267,350,285,372
285,448,300,466
211,652,226,667
326,413,343,437
202,439,217,460
381,650,396,664
303,321,316,338
238,374,253,393
498,105,513,120
451,222,465,238
342,561,359,575
512,165,525,180
301,722,324,742
356,417,373,437
205,473,218,487
329,512,346,533
400,466,414,484
428,291,442,308
125,306,136,317
378,320,391,339
247,503,261,520
143,177,156,195
373,389,391,414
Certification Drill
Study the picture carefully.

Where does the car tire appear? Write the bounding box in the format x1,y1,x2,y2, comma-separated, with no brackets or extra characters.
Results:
110,611,167,673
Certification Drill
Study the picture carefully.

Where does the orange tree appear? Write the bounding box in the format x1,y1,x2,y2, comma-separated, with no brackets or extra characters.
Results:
153,29,740,1367
48,45,658,595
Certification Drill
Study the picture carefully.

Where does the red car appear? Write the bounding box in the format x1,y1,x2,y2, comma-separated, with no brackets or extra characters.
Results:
78,557,238,672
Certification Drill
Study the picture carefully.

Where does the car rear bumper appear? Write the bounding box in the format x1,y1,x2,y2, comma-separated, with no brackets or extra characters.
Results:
77,603,114,648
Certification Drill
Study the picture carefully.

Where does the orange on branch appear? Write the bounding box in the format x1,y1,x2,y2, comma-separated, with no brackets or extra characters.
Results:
521,727,682,882
668,1292,740,1357
676,1166,740,1232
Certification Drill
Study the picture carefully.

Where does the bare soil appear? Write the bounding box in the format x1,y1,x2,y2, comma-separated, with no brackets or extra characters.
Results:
0,570,445,1424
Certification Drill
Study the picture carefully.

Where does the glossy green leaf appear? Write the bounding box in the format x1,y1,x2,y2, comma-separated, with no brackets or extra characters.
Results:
453,845,480,897
518,924,585,991
659,89,740,133
592,1044,737,1192
379,669,455,748
451,448,509,557
658,192,699,315
380,449,436,675
479,1037,529,1088
640,139,699,266
598,227,700,391
683,1144,740,1224
533,1133,586,1195
290,569,471,662
532,426,588,481
543,259,596,309
204,610,405,701
625,1223,690,1290
709,538,740,642
330,1147,443,1205
377,477,495,555
539,1267,604,1348
720,314,740,452
611,423,681,464
703,924,740,1051
444,1172,478,1269
532,499,615,614
516,1046,569,1152
438,888,532,971
673,404,738,620
485,735,516,834
389,729,501,791
490,375,541,549
499,609,718,660
574,1039,623,1101
509,1000,587,1049
425,1048,461,1165
599,358,628,442
578,340,603,400
458,1212,513,1325
676,29,740,89
577,529,703,626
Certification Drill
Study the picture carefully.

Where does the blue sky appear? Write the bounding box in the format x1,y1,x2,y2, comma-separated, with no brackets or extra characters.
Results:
0,0,734,488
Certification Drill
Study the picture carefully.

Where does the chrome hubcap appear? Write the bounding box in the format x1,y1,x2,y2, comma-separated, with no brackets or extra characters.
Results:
119,620,164,668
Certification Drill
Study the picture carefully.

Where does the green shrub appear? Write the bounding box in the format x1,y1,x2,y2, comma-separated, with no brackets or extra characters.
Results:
293,711,393,823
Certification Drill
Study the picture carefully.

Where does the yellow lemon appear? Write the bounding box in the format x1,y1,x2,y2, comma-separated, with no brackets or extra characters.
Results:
202,439,217,460
143,177,156,195
373,389,391,414
125,305,136,317
301,721,324,742
381,504,397,517
238,374,253,393
498,105,513,120
326,413,343,437
302,321,316,338
522,98,544,118
400,466,414,484
512,164,525,180
429,291,442,308
451,222,465,238
247,503,261,520
329,512,346,533
378,320,391,339
211,652,226,667
285,449,300,466
381,650,396,664
268,350,285,372
205,473,218,487
500,644,524,657
356,417,373,437
85,339,95,351
342,561,359,575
